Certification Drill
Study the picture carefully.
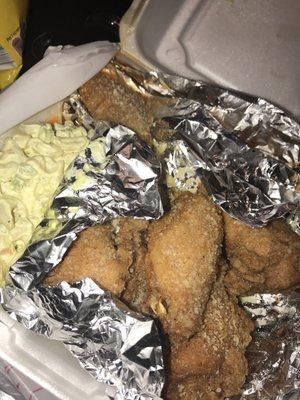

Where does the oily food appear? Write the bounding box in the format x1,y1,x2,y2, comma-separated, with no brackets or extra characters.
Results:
43,64,300,399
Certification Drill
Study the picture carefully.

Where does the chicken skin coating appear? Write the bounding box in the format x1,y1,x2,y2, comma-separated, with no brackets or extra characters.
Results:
44,224,127,296
146,192,223,341
45,193,254,400
44,218,149,299
223,214,300,295
79,62,153,143
79,60,176,144
166,278,254,399
115,218,150,313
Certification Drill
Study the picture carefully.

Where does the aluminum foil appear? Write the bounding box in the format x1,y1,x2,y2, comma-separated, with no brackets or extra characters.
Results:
239,292,300,400
113,61,300,230
0,279,164,400
1,114,164,399
9,122,163,291
109,60,300,399
0,59,299,400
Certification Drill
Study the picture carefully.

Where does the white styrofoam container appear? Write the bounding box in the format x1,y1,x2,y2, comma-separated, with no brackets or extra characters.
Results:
120,0,300,120
1,1,300,398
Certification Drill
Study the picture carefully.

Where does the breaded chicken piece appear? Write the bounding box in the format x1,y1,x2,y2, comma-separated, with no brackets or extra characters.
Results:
79,61,176,144
44,224,127,296
115,218,150,312
44,219,150,299
224,214,300,295
167,278,254,399
45,194,254,399
146,192,223,340
79,63,153,143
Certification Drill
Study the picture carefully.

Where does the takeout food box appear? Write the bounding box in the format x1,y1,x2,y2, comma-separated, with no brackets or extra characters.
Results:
0,0,299,398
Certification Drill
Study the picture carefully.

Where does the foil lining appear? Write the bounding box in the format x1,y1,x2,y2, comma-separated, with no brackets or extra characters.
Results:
240,292,300,400
0,59,299,400
0,279,164,400
113,61,300,230
2,115,164,399
110,60,300,399
165,110,298,227
9,123,163,291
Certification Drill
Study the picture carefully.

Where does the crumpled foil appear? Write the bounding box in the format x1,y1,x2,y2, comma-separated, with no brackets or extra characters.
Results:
239,292,300,400
1,115,164,399
113,61,300,230
0,59,299,400
0,279,164,400
9,122,163,291
109,60,300,399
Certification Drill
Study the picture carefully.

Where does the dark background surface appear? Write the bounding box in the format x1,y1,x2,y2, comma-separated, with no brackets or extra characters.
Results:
21,0,133,73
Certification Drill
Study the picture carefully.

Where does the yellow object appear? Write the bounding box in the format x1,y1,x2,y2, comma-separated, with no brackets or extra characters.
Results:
0,0,29,90
0,121,89,285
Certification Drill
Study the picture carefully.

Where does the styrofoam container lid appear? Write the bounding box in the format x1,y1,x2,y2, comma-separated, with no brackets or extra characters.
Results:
120,0,300,120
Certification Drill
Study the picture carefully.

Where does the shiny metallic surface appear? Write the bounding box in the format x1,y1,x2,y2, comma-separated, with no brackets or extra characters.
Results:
2,109,164,399
166,110,298,227
240,292,300,399
1,60,300,400
9,122,163,291
1,279,164,400
113,61,300,230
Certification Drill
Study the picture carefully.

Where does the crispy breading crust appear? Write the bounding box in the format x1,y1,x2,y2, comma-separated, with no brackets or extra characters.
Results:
167,277,253,399
44,194,254,400
79,63,153,142
44,224,127,296
79,61,175,144
224,214,300,295
146,192,223,341
116,218,150,313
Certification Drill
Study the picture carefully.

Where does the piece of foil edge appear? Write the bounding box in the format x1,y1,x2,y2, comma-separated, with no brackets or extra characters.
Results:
112,60,300,232
239,292,300,400
0,279,164,400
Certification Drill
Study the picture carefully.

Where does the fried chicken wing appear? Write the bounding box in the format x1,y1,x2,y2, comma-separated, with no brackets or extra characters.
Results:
224,214,300,295
79,61,175,144
45,193,254,400
44,218,149,299
146,192,223,340
44,224,127,296
115,218,150,312
79,63,153,143
167,278,254,399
